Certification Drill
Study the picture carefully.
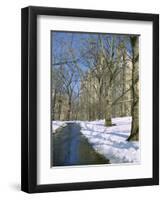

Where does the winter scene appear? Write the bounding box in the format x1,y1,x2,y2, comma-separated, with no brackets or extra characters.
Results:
51,31,140,167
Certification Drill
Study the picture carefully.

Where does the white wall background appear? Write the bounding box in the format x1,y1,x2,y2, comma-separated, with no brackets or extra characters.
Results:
0,0,161,199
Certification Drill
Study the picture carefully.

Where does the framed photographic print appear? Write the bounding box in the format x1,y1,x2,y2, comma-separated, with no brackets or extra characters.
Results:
21,6,159,193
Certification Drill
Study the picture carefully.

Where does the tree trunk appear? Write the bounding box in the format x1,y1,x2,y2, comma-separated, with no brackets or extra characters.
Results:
105,85,112,126
98,81,103,120
127,36,139,141
121,54,127,117
67,97,72,121
52,89,57,120
58,98,62,121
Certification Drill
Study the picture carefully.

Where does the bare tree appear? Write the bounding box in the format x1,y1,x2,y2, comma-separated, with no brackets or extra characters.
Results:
52,32,139,130
127,36,139,141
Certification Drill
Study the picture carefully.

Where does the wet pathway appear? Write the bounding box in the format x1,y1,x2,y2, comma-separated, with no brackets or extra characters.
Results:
52,123,109,166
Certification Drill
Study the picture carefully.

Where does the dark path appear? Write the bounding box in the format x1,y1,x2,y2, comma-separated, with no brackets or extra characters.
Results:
52,123,109,166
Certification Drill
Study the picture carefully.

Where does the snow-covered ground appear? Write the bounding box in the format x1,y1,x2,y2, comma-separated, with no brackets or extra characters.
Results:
52,121,67,133
79,117,140,164
52,117,140,164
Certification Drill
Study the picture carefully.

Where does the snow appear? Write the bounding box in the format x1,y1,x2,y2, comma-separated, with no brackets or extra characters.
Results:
79,117,140,164
52,121,67,133
52,121,76,133
52,117,140,164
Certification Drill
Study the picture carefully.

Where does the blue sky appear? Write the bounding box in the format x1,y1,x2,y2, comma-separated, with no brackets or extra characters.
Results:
51,31,133,71
51,31,136,94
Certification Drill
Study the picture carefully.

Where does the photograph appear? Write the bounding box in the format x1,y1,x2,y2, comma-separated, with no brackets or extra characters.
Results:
51,31,140,167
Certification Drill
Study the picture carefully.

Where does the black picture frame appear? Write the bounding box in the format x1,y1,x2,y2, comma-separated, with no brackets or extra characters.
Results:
21,6,159,193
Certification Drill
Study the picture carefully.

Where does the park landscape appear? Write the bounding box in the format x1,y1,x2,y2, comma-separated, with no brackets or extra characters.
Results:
51,31,140,167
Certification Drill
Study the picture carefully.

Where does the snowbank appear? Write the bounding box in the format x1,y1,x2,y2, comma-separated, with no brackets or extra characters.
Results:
79,117,140,164
52,121,67,133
